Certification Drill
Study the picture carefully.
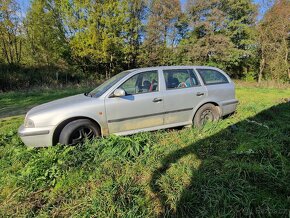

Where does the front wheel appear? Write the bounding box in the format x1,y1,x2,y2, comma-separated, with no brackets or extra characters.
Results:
59,119,100,145
193,103,220,128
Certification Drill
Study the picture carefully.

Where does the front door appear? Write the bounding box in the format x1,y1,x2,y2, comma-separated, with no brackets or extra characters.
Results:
105,70,164,134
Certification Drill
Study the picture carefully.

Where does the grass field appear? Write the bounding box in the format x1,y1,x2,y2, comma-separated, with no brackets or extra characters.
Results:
0,85,289,217
0,86,91,118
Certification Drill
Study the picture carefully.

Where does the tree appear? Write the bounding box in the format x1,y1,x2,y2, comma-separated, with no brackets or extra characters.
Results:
183,0,236,68
0,0,23,64
57,0,101,72
223,0,258,76
141,0,182,66
24,0,68,66
122,0,146,68
257,0,290,82
59,0,129,78
179,0,257,76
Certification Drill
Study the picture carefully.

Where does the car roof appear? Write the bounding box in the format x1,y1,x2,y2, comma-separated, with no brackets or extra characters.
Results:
130,66,222,72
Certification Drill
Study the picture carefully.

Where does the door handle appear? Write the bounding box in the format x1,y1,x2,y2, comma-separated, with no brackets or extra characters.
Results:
196,92,205,96
153,98,163,102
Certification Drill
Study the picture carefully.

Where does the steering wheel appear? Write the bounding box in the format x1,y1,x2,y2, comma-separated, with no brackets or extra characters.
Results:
178,82,188,88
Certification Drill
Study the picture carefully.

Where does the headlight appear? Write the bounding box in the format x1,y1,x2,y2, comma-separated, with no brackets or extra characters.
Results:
24,118,35,128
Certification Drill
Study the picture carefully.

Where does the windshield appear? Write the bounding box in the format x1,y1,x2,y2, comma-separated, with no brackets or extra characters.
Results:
89,70,134,97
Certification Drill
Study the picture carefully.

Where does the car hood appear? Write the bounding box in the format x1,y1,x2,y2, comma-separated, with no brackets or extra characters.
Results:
27,94,95,117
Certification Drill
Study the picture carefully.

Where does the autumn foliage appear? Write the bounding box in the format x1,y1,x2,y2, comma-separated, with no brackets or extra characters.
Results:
0,0,289,90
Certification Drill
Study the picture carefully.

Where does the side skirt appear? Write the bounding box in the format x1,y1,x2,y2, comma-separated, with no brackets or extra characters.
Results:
113,121,193,136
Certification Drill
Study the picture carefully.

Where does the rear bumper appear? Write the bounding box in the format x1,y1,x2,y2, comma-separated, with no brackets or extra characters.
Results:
221,99,239,116
18,125,55,147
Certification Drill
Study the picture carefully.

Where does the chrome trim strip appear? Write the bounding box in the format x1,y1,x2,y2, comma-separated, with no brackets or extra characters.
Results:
108,108,193,123
19,130,50,137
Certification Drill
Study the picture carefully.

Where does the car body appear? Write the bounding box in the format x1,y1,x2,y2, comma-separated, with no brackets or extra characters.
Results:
18,66,238,147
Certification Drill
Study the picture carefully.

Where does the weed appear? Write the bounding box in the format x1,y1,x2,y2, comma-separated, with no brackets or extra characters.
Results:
0,86,289,217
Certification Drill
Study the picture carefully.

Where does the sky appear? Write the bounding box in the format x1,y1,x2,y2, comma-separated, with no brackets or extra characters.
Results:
16,0,272,19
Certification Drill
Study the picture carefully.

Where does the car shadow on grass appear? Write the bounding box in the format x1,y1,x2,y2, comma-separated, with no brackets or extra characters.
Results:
150,102,290,217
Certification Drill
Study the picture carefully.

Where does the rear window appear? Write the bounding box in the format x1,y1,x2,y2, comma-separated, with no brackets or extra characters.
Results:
197,69,229,85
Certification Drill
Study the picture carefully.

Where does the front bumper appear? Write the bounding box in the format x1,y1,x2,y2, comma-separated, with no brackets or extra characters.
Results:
18,125,55,147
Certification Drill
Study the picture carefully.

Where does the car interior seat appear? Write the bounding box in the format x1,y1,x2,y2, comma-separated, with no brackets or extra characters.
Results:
168,77,179,88
142,80,151,92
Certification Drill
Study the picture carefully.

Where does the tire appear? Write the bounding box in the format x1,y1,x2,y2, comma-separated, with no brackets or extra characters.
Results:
193,103,220,128
59,119,100,145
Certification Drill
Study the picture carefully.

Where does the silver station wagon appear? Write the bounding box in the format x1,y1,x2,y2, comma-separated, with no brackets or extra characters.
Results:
18,66,238,147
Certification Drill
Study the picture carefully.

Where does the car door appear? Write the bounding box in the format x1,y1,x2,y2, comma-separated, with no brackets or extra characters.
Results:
105,70,164,134
162,68,207,125
196,68,235,101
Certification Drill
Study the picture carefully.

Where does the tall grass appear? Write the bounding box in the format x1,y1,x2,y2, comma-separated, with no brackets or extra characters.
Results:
0,86,289,217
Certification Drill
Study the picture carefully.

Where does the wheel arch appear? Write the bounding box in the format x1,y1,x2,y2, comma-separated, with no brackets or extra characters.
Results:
192,101,221,121
52,116,101,146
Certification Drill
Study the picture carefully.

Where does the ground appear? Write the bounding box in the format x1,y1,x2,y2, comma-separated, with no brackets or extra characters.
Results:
0,84,289,217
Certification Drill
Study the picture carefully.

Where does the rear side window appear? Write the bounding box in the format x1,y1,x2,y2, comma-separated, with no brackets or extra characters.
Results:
163,69,200,89
197,69,229,85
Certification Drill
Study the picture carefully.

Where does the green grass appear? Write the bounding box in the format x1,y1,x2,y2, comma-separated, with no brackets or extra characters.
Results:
0,85,289,217
0,86,91,118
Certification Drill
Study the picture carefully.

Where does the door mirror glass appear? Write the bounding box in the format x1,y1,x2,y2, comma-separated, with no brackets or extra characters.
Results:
113,88,126,97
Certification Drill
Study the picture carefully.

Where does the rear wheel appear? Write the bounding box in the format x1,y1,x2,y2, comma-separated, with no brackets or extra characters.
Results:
193,103,220,128
59,119,100,145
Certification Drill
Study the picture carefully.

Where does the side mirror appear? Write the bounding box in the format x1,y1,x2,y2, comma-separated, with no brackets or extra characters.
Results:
113,88,126,97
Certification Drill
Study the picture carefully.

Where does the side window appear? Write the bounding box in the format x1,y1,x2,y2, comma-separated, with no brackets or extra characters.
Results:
119,70,158,95
197,69,229,85
163,69,199,89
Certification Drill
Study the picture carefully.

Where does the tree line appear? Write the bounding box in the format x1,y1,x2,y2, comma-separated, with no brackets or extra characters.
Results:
0,0,289,91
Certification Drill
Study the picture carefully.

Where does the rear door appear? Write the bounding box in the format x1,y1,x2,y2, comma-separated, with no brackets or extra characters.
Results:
162,68,207,125
105,70,164,134
195,68,234,101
